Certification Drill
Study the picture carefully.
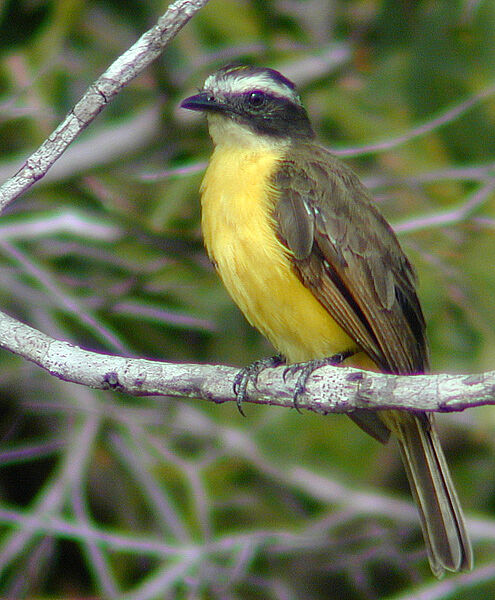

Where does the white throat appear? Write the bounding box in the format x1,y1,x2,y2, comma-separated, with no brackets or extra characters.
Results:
206,113,290,150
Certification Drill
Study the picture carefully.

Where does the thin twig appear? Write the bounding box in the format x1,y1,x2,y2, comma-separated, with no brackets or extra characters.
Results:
394,178,495,234
332,82,495,157
0,0,210,212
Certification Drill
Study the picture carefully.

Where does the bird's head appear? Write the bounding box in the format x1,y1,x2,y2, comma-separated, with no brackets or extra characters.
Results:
181,65,315,147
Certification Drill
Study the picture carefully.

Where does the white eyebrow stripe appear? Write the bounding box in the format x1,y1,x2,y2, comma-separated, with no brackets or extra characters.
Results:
204,72,298,103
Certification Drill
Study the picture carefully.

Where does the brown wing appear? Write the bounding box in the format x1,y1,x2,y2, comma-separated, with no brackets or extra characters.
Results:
271,147,474,576
271,144,429,376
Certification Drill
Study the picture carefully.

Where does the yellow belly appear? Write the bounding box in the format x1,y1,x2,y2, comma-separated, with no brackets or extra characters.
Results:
200,145,356,364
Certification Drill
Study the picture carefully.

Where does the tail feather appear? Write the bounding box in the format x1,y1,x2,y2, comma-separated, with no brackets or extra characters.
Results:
390,411,472,577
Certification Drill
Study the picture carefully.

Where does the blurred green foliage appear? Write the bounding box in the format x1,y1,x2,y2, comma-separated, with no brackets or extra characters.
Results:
1,0,495,598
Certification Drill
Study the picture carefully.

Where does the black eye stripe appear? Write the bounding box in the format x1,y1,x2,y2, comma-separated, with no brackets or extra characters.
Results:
227,90,290,105
207,90,314,139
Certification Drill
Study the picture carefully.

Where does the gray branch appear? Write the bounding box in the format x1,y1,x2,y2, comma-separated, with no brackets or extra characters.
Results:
0,0,210,212
0,309,493,414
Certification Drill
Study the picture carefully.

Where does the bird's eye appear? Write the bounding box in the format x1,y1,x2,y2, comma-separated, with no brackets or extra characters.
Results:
247,91,265,108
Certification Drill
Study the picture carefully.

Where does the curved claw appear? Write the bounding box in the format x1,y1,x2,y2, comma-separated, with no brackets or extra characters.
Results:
233,370,248,416
233,355,285,415
284,350,355,412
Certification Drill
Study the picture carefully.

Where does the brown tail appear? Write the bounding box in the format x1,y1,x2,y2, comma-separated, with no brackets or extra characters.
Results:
388,411,472,577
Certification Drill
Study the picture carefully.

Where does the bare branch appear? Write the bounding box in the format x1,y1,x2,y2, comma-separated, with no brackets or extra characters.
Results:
394,178,495,234
332,82,495,158
0,0,210,212
0,309,493,415
0,107,160,187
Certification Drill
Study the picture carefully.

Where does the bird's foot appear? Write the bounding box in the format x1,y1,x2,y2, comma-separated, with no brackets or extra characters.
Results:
283,350,355,412
233,355,285,415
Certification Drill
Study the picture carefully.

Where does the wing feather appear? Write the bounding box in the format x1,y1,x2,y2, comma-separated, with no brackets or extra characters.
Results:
271,144,429,375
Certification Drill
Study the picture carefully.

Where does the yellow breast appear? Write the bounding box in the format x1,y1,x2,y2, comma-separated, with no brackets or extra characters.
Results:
200,145,356,363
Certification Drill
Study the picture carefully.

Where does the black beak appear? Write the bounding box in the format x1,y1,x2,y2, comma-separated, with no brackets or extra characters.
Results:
180,92,224,112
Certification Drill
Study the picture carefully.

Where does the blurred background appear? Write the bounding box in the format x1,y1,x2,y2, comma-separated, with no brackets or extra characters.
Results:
1,0,495,598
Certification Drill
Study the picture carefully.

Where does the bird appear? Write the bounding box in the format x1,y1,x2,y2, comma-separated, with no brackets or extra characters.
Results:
180,64,472,577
